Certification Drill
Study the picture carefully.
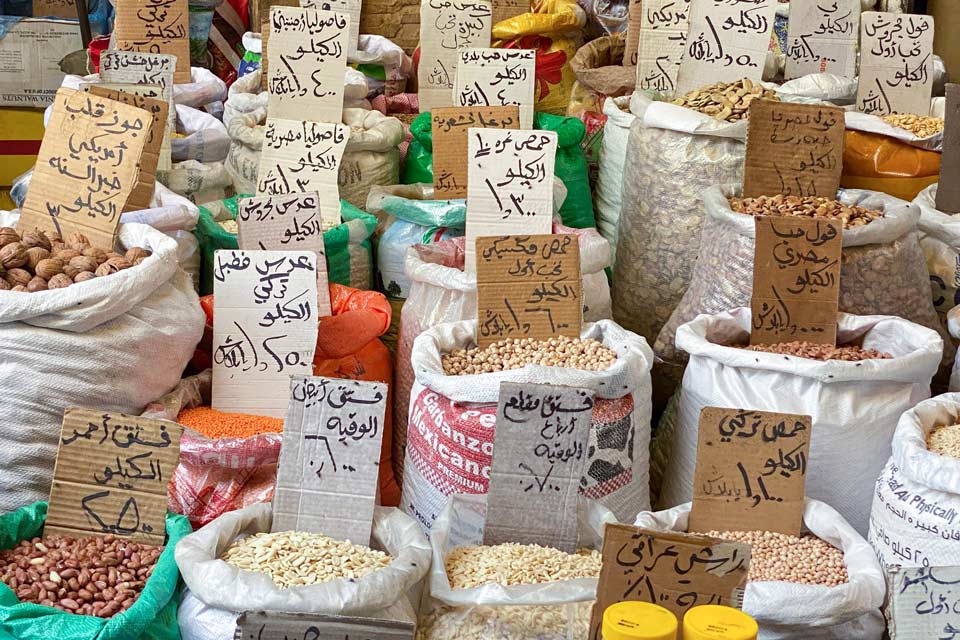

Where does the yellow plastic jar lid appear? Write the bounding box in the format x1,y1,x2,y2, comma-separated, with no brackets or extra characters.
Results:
602,601,678,640
683,605,759,640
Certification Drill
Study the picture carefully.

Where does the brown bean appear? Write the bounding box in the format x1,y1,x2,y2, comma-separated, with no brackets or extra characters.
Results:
59,598,79,611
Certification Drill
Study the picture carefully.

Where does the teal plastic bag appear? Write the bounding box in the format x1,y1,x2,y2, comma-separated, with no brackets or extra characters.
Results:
401,111,596,229
0,502,191,640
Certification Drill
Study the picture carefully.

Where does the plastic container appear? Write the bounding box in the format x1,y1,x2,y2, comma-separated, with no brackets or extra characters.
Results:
602,602,678,640
683,605,758,640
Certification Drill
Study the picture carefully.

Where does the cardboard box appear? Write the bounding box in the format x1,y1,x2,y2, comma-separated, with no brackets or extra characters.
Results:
0,107,44,186
0,18,82,108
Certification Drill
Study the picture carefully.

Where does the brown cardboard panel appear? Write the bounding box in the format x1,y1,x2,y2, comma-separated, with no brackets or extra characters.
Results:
937,83,960,213
623,0,642,67
432,106,519,200
113,0,191,83
32,0,77,18
491,0,528,28
235,612,415,640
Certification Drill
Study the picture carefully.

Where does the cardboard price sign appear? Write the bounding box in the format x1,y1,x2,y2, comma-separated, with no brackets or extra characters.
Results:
743,100,844,198
689,407,811,536
113,0,191,83
636,0,692,98
589,524,750,640
937,84,960,214
750,215,842,346
483,382,594,552
856,12,935,116
475,234,581,346
272,375,387,544
417,0,492,114
432,106,519,199
301,0,362,58
464,128,556,274
675,0,776,96
237,192,333,317
887,566,960,639
623,0,643,67
212,250,319,418
491,0,526,30
33,0,77,18
455,48,536,129
235,611,415,640
784,0,859,80
45,408,182,545
18,88,148,250
83,82,173,174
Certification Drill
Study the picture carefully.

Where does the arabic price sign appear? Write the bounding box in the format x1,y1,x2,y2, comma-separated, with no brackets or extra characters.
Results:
937,84,960,214
491,0,527,29
212,250,319,418
17,88,149,251
112,0,191,83
237,192,333,317
483,382,593,552
856,12,934,116
45,408,182,545
750,215,842,346
589,524,751,640
266,6,349,123
432,105,519,200
464,128,556,274
32,0,77,19
83,81,172,175
636,0,692,98
887,566,960,640
455,48,536,130
85,85,170,212
742,100,845,199
623,0,643,67
418,0,492,115
272,375,388,544
301,0,362,58
784,0,859,80
234,612,415,640
689,407,811,536
256,118,349,229
675,0,776,96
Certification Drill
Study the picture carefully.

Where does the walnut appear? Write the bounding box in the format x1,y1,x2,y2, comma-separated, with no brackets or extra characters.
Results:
43,230,61,246
26,276,47,292
124,247,152,264
0,228,19,248
50,241,65,254
54,249,81,262
25,247,50,271
0,242,27,269
34,258,64,280
20,230,52,251
62,264,80,279
105,256,131,271
4,268,31,287
47,273,73,289
0,278,9,291
66,232,90,251
73,271,97,283
69,255,98,273
82,247,109,265
11,285,26,292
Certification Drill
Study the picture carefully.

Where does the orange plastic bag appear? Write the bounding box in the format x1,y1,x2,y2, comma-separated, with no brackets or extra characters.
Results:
841,130,941,202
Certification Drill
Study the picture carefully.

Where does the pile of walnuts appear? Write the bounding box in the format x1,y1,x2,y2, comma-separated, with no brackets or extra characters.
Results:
0,228,151,292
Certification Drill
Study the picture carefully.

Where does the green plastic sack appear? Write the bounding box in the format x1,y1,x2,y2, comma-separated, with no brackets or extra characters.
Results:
0,502,191,640
401,111,596,229
194,196,379,295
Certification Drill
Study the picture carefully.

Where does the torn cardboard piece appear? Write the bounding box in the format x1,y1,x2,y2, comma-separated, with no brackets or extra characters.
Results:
431,105,519,199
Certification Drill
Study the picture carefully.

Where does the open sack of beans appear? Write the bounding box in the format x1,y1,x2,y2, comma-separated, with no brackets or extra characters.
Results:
174,502,430,640
654,308,942,535
0,224,204,511
401,319,652,532
913,184,960,338
0,501,191,639
654,187,952,382
392,222,610,483
635,499,886,640
418,492,614,640
869,393,960,569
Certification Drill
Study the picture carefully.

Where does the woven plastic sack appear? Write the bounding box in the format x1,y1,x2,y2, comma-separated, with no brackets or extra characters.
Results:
160,159,233,206
0,223,203,511
172,66,228,110
193,196,376,295
393,224,612,482
175,502,431,640
418,493,615,640
655,308,942,535
401,319,653,533
915,183,960,341
840,129,942,202
869,393,960,569
172,104,230,164
0,502,191,640
951,307,960,392
566,33,633,121
636,500,886,640
655,186,951,377
402,111,595,229
594,96,633,265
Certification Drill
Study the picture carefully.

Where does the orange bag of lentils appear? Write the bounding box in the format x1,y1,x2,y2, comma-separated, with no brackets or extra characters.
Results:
841,130,942,202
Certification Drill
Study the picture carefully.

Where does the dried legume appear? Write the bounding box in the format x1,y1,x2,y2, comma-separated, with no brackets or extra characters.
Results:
441,336,617,375
926,423,960,458
417,602,593,640
728,195,883,228
671,78,779,122
742,341,892,361
705,530,848,586
881,113,944,138
177,406,283,439
0,534,161,617
445,544,600,589
221,530,391,588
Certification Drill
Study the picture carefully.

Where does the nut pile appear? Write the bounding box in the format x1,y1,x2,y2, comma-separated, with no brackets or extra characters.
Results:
0,228,151,292
441,337,617,375
671,79,779,122
0,534,161,617
221,530,391,588
926,423,960,459
742,341,892,361
881,113,944,137
445,544,600,589
728,195,884,229
705,530,848,586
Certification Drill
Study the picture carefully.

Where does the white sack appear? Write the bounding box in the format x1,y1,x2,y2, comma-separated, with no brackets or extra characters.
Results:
594,96,634,265
173,104,231,164
951,306,960,391
914,184,960,342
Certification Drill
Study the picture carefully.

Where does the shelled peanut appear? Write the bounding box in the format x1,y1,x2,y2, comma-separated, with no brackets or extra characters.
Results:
671,79,779,122
728,195,883,229
881,113,944,137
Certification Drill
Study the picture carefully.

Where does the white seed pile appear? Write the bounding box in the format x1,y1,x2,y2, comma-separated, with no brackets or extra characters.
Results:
441,337,617,375
445,544,600,589
705,530,848,587
417,602,593,640
221,531,391,588
927,423,960,459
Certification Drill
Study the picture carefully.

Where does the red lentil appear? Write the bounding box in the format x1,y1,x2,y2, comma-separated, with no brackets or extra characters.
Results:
177,406,283,439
